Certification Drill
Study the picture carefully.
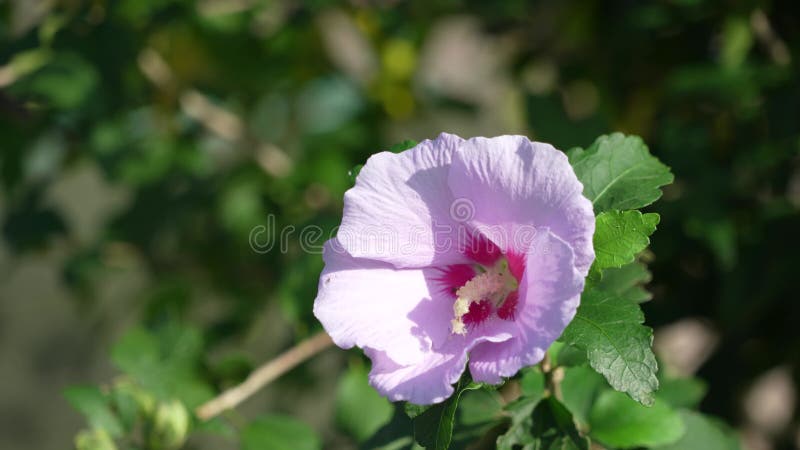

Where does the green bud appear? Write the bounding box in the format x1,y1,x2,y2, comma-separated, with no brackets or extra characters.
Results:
74,429,117,450
148,399,190,449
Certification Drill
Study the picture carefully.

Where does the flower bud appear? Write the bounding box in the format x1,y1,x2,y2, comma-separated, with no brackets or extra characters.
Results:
148,399,190,450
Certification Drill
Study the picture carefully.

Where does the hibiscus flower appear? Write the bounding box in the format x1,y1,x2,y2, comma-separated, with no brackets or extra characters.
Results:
314,133,595,404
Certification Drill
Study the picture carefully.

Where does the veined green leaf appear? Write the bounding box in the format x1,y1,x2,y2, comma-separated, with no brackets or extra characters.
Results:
593,210,659,272
570,133,673,212
560,287,659,406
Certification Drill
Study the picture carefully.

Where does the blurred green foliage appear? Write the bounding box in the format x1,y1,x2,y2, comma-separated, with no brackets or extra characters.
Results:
1,0,799,449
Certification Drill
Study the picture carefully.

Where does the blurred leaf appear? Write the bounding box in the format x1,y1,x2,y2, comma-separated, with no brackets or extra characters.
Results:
361,404,415,450
588,390,685,448
241,415,321,450
110,325,213,408
11,52,98,110
336,363,393,441
652,411,741,450
457,388,503,427
570,133,673,212
297,77,364,134
657,377,708,409
389,140,418,153
720,16,752,69
560,365,606,425
519,368,545,397
348,164,364,185
64,386,124,437
593,210,659,271
560,286,659,406
3,189,67,252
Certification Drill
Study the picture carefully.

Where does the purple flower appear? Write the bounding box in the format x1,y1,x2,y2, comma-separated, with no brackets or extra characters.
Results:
314,133,595,404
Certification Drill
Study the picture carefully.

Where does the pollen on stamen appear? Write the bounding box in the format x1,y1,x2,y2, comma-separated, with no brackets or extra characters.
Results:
450,265,510,335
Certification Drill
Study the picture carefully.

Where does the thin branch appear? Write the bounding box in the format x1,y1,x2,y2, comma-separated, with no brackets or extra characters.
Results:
542,353,563,400
196,331,334,421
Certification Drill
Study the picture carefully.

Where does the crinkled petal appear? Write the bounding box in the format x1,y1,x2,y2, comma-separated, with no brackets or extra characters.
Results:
448,135,595,276
367,329,513,404
468,229,584,384
337,132,468,269
366,346,466,405
313,239,454,366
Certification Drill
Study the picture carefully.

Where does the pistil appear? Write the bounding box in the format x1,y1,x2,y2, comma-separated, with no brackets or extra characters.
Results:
450,259,519,335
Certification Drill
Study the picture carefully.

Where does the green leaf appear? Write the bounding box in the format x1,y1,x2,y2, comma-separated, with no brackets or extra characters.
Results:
595,262,653,303
336,363,393,441
12,52,98,110
593,210,659,272
496,397,539,450
560,287,659,406
550,342,589,367
64,386,124,437
496,370,546,450
519,368,546,397
110,325,213,408
241,415,321,450
411,378,481,450
652,411,741,450
449,389,506,449
361,404,415,450
529,397,590,450
657,376,708,409
457,388,503,427
570,133,673,212
560,365,606,425
588,390,685,448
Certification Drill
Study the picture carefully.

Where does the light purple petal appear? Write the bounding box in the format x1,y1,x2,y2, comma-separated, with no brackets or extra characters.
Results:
447,135,595,276
367,329,514,404
337,133,469,269
366,346,466,404
314,239,455,366
468,229,584,384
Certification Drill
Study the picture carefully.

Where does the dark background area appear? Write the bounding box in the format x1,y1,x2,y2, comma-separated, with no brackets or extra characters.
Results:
0,0,798,449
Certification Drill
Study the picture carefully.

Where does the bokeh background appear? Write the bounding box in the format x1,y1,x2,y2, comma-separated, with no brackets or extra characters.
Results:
1,0,799,449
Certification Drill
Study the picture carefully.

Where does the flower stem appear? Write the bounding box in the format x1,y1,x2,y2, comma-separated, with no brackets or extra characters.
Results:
195,331,334,421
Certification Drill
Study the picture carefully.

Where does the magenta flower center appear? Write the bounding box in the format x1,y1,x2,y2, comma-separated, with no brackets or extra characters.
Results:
447,258,521,335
